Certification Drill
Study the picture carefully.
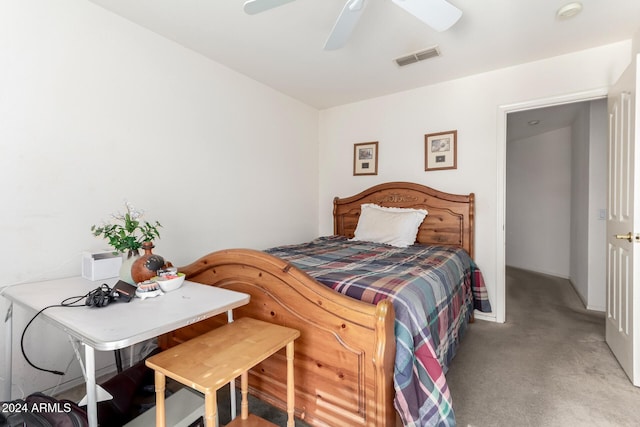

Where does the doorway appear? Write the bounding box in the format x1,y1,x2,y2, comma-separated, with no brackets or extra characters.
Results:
505,99,608,320
495,89,608,323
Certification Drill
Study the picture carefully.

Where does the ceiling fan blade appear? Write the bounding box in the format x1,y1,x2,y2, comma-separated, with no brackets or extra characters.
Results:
243,0,296,15
324,0,367,51
391,0,462,32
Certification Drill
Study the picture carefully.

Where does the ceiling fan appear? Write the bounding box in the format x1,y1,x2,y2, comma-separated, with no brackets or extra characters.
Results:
243,0,462,50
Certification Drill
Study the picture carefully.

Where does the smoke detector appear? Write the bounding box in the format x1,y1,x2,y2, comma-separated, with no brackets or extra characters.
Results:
557,2,583,19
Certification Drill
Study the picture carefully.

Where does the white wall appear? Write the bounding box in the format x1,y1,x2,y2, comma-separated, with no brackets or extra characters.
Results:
318,41,633,320
569,99,607,311
507,127,572,278
570,105,591,296
587,99,608,311
0,0,319,397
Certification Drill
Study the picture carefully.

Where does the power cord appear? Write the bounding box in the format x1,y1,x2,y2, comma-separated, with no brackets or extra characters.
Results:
20,292,94,376
47,353,77,397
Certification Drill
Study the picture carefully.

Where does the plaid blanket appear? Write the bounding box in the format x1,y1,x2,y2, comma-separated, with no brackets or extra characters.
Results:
265,236,492,427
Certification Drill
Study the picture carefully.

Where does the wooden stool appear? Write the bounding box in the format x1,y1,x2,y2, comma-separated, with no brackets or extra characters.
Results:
145,317,300,427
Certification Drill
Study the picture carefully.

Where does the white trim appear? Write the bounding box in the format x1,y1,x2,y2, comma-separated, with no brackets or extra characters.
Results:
508,264,570,280
569,275,606,313
473,312,494,322
496,88,609,324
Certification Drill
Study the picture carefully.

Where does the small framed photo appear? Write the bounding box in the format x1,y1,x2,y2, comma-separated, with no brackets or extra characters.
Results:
354,141,378,175
425,130,457,171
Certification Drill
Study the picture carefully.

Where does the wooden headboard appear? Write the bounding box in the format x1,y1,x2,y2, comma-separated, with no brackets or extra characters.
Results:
333,181,475,259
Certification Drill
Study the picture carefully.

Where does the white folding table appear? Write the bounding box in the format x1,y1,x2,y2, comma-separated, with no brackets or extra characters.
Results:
2,276,250,427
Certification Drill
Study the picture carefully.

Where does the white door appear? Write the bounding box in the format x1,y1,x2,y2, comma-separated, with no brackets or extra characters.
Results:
606,52,639,386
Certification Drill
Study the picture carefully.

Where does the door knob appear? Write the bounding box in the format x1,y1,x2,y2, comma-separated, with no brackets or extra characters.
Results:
615,232,636,242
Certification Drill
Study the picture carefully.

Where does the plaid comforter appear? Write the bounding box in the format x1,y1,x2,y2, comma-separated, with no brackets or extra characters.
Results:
265,236,492,427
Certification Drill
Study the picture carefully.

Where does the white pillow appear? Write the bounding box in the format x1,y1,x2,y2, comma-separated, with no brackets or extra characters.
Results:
351,203,428,248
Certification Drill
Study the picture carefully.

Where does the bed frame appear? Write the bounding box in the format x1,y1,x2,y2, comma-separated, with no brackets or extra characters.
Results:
159,182,475,427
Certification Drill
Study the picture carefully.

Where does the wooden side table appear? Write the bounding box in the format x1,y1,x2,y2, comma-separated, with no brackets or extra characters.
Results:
145,317,300,427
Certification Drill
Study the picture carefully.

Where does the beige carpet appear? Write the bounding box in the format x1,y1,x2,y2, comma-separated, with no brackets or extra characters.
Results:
446,267,640,427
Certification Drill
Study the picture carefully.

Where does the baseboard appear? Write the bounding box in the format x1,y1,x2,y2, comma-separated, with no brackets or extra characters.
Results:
508,266,605,314
473,311,496,322
568,279,605,313
506,264,570,280
586,304,605,313
568,278,588,308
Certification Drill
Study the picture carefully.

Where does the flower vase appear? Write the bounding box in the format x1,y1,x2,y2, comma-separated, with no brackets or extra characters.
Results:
131,242,168,284
120,250,140,285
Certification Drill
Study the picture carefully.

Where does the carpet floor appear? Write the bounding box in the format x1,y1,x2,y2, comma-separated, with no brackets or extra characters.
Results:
446,266,640,427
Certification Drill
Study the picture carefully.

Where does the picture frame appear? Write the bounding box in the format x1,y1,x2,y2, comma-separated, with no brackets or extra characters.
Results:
425,130,457,171
353,141,378,176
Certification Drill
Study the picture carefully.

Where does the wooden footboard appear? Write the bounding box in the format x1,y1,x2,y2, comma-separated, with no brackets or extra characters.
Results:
159,249,397,427
159,182,475,426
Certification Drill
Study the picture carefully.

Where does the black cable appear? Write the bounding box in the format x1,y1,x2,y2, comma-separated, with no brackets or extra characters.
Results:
20,292,93,376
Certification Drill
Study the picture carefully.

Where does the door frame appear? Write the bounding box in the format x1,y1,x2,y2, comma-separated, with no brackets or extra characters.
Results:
495,88,609,323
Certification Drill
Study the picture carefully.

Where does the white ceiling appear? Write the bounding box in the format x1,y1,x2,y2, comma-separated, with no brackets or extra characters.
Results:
87,0,640,109
507,101,591,143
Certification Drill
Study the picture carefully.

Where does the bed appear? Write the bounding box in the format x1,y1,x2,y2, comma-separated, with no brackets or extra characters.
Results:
158,181,491,426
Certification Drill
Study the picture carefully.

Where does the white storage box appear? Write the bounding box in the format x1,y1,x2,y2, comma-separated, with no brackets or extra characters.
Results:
82,251,122,281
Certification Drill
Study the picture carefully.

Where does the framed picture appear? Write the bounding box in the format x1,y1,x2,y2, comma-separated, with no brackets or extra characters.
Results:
425,130,457,171
353,141,378,175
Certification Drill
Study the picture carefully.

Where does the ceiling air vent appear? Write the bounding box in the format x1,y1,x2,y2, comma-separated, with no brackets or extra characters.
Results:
395,46,441,67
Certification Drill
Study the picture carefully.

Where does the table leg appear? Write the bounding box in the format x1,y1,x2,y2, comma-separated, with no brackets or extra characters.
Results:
129,343,135,368
155,371,166,427
84,344,98,427
286,341,295,427
2,302,13,401
114,349,124,373
204,389,218,427
227,310,236,420
240,371,249,420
